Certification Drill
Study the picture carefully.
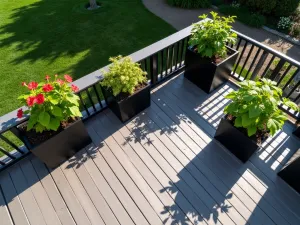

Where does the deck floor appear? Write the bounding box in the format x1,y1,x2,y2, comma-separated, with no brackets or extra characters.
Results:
1,73,300,225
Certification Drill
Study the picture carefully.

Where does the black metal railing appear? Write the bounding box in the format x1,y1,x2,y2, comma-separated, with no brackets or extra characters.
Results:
0,23,299,170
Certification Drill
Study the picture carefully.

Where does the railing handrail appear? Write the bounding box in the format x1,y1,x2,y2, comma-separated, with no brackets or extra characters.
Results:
1,22,300,134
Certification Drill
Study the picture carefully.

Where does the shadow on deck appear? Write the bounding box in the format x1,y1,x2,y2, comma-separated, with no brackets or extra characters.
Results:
0,73,300,225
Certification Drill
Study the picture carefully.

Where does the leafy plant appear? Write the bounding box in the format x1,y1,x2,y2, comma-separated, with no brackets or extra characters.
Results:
277,17,293,30
167,0,211,8
101,56,147,97
273,0,300,17
224,78,299,136
188,12,237,58
239,0,277,15
17,75,82,133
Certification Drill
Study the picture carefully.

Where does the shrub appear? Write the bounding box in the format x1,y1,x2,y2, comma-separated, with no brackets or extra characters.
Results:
290,23,300,37
188,12,237,58
277,17,293,31
167,0,211,8
219,4,266,28
101,56,147,96
273,0,300,17
224,78,298,137
17,75,82,133
239,0,277,15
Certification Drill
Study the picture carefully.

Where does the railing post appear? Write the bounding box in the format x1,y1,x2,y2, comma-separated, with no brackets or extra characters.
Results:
269,59,285,81
250,51,268,80
150,54,158,85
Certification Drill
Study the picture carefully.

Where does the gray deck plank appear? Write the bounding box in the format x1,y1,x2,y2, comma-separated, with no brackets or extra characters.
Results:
0,179,14,225
50,166,92,225
81,144,135,225
104,110,200,225
9,164,47,225
156,74,300,224
96,113,175,225
85,124,151,225
30,157,76,225
19,159,62,225
60,159,105,225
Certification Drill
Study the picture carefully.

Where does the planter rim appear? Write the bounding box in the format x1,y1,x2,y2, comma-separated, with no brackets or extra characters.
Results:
188,46,239,67
115,83,151,104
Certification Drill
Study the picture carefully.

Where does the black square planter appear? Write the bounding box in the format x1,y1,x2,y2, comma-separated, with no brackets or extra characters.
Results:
16,119,92,168
214,117,261,163
184,46,239,93
293,126,300,139
108,83,151,123
278,149,300,194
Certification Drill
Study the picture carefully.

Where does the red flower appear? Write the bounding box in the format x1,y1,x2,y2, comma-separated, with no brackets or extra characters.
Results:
36,94,45,104
45,75,50,81
28,81,38,90
21,82,26,86
27,96,37,106
64,74,72,83
71,84,79,92
43,83,53,92
57,79,64,85
17,109,23,118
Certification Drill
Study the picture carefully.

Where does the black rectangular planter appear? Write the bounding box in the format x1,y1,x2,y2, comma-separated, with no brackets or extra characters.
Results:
214,117,260,163
293,126,300,139
278,149,300,194
16,120,92,168
108,83,151,123
184,46,239,93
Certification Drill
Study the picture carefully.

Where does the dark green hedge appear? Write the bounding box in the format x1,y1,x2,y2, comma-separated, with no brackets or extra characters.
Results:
167,0,211,8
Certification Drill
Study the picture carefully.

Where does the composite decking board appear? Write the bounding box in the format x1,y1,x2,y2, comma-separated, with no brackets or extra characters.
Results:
154,76,298,225
0,171,30,225
81,144,135,225
0,180,14,225
60,160,105,225
8,164,47,225
145,98,274,225
96,112,177,225
49,166,92,225
166,74,300,218
104,111,202,225
19,159,62,225
90,116,164,225
123,113,226,225
70,152,121,225
103,110,193,225
30,157,76,225
86,124,152,225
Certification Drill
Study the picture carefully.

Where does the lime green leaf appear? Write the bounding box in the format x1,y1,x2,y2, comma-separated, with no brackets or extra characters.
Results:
38,112,50,127
69,106,82,117
224,91,237,99
243,95,254,102
35,124,45,133
48,118,61,131
234,117,242,127
48,96,59,105
249,105,262,118
267,118,280,136
242,114,252,127
51,106,62,117
247,126,257,137
27,115,37,131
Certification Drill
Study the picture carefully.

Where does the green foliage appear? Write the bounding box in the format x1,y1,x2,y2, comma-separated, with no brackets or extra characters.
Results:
239,0,277,15
167,0,211,8
101,56,147,97
219,4,266,28
224,78,299,136
273,0,300,17
188,12,237,58
17,75,82,133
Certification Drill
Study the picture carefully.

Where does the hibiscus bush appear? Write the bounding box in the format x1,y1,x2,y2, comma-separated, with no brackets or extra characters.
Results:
17,75,82,133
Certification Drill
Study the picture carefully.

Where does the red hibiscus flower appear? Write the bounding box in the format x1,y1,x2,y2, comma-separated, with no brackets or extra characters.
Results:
71,84,79,92
28,81,38,90
64,74,72,83
17,109,23,118
43,83,53,92
57,79,64,85
27,96,37,106
36,94,45,104
45,75,50,81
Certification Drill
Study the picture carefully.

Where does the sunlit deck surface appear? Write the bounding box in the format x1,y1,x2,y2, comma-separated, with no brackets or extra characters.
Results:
1,73,300,225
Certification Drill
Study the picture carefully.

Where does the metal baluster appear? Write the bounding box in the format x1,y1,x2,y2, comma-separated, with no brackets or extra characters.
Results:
0,147,16,160
261,55,276,78
250,51,269,80
0,134,24,154
86,89,97,113
78,92,90,117
233,41,248,76
277,64,293,86
282,68,300,91
269,59,286,80
238,44,254,79
93,85,103,109
150,54,158,85
244,48,261,80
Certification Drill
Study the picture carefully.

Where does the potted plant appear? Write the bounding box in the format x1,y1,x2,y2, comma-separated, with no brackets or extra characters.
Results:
15,75,92,168
185,12,239,93
214,78,298,163
101,56,150,122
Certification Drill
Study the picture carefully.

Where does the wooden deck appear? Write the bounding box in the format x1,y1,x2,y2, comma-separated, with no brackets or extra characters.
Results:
1,73,300,225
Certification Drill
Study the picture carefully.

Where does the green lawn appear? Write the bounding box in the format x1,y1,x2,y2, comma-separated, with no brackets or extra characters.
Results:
0,0,176,117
